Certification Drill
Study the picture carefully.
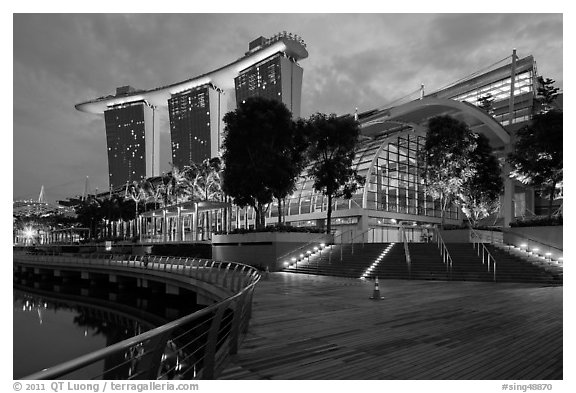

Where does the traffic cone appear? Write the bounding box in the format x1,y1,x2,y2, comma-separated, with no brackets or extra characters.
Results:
370,277,384,300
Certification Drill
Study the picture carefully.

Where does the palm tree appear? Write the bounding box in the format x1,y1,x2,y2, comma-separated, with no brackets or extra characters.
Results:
191,158,223,201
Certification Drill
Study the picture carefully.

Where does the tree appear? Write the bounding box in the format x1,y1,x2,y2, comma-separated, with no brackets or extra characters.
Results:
508,110,563,218
477,93,494,115
536,76,560,113
419,116,477,228
305,113,365,234
457,133,503,227
269,118,308,224
190,158,223,201
169,165,193,204
222,97,301,230
74,196,104,239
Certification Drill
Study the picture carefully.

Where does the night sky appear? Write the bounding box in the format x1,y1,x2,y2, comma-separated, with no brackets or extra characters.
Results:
12,12,563,203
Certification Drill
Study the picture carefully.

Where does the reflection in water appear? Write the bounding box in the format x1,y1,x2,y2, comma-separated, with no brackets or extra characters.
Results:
13,273,204,379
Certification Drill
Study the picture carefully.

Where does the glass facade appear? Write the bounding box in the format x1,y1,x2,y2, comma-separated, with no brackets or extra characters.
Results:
104,102,148,189
227,130,460,230
434,56,537,127
168,86,211,167
365,134,459,220
235,54,283,105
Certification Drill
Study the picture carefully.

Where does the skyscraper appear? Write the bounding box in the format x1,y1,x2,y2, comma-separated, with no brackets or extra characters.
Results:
76,32,308,181
103,93,159,189
235,52,304,118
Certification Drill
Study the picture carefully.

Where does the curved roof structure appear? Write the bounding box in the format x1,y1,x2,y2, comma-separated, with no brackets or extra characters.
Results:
76,34,308,114
359,96,510,148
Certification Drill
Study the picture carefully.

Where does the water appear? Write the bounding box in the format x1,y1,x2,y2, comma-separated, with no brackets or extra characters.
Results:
13,274,203,379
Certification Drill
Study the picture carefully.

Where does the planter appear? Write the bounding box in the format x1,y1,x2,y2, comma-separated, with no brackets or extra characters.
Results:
212,232,333,271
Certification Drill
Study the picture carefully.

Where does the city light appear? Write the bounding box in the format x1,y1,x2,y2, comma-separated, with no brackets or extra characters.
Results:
24,226,35,239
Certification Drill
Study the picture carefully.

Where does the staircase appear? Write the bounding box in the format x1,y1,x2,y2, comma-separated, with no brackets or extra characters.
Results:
445,243,494,282
283,243,397,278
362,242,409,280
408,243,450,281
485,244,563,285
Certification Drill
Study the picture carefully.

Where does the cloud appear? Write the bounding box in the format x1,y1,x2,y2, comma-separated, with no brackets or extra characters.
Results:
12,13,563,202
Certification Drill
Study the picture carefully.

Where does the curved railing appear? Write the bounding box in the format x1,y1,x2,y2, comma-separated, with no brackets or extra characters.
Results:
15,253,260,380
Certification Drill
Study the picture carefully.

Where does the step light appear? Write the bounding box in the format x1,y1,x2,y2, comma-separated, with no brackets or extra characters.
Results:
361,243,395,279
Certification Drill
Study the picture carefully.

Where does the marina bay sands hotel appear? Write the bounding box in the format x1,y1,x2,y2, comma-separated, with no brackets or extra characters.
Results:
75,32,308,189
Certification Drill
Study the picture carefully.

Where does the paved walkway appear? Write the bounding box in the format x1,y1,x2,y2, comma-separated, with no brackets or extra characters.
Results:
220,273,562,380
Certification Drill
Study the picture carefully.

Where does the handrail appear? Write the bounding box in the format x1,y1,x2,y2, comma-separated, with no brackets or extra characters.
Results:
15,253,261,380
503,229,563,254
276,232,333,265
326,227,372,263
328,229,353,263
469,227,497,281
433,228,453,275
400,228,412,278
350,227,375,255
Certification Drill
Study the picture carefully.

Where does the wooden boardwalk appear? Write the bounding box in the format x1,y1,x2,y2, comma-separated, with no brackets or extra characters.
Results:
219,273,562,380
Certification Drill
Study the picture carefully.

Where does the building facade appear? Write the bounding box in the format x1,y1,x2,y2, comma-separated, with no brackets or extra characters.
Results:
235,52,304,118
103,96,159,189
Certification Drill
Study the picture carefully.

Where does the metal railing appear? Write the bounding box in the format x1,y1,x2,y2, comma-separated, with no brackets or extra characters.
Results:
502,230,563,260
469,228,497,281
433,228,453,275
15,253,260,380
327,228,372,263
276,232,333,268
350,228,376,255
400,227,412,278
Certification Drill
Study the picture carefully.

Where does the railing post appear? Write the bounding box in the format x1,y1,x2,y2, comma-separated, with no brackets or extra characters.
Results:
202,304,227,380
493,260,497,281
229,293,247,355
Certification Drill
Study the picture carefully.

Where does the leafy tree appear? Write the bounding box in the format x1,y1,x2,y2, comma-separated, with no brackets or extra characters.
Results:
457,133,503,227
269,118,308,224
222,97,300,230
536,76,560,113
304,113,365,234
477,93,494,115
508,110,563,218
169,165,193,204
419,116,477,228
74,196,104,239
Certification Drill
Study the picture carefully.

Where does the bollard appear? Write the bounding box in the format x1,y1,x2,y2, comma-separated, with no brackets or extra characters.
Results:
370,277,384,300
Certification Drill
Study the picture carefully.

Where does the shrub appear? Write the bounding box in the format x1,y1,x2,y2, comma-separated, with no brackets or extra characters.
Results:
511,215,562,227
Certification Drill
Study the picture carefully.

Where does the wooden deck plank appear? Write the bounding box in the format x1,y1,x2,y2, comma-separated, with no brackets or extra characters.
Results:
219,273,562,380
